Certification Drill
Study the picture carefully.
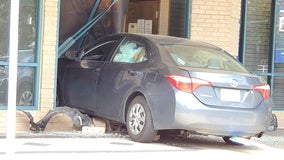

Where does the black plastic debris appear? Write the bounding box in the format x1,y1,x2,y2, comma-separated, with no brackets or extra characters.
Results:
19,106,93,132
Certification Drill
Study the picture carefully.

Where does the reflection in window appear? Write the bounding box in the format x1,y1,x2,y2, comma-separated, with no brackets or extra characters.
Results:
0,1,37,59
0,67,35,106
0,1,39,107
0,1,10,57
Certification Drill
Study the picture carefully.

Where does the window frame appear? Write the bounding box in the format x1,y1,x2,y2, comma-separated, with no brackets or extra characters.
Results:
81,40,118,61
0,1,43,110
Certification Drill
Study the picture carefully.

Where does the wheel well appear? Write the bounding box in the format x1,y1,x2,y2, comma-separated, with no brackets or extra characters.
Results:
124,92,145,122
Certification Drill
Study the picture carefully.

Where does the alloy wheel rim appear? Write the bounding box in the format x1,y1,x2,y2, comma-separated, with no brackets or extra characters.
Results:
128,103,146,135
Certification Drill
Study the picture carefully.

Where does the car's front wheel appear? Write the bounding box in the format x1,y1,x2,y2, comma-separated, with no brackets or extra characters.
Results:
126,95,157,143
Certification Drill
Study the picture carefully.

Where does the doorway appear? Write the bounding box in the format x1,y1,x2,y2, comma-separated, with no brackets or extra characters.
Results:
126,0,159,34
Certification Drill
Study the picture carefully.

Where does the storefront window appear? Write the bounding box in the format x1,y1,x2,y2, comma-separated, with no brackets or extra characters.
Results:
0,0,40,108
243,0,271,73
273,0,284,109
275,1,284,63
169,0,187,37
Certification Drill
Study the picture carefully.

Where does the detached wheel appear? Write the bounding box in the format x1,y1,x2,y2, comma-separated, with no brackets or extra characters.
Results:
126,96,157,143
17,83,33,106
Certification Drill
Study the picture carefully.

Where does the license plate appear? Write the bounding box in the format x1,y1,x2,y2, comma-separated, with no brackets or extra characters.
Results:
220,89,241,102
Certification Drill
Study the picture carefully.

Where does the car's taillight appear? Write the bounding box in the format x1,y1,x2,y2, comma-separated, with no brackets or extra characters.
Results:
165,75,212,93
253,84,270,100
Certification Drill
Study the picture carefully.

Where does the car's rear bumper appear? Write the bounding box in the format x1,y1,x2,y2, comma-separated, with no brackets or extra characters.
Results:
171,92,272,137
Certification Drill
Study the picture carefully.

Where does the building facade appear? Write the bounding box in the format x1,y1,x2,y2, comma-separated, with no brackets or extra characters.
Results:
0,0,283,133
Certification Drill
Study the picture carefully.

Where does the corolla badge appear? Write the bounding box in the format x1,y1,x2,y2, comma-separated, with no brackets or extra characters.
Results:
230,79,238,87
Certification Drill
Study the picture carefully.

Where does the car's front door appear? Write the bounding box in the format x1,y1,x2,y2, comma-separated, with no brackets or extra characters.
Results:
60,40,119,113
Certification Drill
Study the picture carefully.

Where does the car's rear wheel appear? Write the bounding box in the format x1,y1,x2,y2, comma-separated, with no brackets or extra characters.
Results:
126,95,157,143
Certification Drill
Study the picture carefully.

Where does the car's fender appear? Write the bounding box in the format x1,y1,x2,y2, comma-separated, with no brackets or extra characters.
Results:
121,83,176,130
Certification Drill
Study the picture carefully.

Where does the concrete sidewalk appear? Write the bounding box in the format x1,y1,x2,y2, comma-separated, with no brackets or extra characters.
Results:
0,129,283,160
0,137,183,160
1,127,283,138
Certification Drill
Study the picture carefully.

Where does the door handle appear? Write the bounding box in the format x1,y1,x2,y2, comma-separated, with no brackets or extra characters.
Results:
128,70,141,76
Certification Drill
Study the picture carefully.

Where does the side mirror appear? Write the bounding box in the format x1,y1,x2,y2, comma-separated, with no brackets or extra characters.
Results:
65,50,80,60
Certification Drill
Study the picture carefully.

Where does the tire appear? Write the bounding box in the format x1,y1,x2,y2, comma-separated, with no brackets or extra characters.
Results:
126,95,157,143
17,83,33,106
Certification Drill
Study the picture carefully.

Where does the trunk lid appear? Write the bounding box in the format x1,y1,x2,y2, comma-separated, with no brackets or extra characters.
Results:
181,67,267,109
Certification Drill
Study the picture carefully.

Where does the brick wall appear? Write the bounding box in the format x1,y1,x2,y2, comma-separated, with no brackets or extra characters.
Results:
40,0,75,131
190,0,241,57
40,0,57,114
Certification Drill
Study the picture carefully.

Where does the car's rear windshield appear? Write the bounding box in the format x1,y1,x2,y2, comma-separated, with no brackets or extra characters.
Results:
162,44,249,73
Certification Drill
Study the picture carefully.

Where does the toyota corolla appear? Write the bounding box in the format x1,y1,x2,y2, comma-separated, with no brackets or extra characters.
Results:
57,33,272,144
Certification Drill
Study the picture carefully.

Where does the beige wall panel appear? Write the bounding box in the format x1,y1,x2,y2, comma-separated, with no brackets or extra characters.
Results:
191,0,241,57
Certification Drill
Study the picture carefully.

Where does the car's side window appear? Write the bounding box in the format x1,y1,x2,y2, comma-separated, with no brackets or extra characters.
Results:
113,40,148,63
82,41,117,61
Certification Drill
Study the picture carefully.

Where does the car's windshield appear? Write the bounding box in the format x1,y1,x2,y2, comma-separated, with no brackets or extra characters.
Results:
162,44,249,73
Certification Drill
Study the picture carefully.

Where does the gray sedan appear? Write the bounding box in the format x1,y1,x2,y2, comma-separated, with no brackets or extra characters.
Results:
57,33,272,144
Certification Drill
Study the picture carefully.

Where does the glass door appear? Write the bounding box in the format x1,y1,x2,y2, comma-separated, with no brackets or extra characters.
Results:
272,0,284,110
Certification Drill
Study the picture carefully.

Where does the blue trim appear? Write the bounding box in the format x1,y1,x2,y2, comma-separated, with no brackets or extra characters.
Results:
184,0,192,39
272,107,284,111
0,62,9,65
238,0,248,65
77,0,101,50
31,0,44,110
17,63,37,67
53,0,62,108
0,62,37,67
268,0,278,98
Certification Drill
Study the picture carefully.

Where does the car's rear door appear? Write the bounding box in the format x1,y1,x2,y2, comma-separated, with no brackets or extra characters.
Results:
96,37,149,120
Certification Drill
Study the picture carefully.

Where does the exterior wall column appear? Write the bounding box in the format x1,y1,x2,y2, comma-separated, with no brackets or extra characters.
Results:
37,0,74,131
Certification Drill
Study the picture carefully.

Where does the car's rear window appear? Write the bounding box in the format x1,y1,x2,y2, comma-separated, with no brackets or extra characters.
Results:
162,44,249,73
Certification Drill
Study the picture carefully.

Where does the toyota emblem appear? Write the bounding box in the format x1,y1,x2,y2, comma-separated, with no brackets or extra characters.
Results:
230,79,238,87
